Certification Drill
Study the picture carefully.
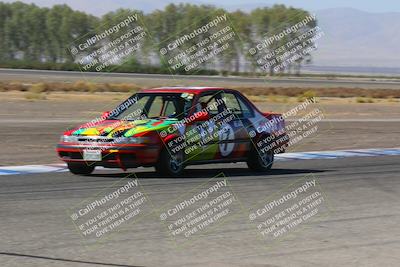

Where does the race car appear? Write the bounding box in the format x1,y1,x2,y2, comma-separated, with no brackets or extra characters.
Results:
57,87,288,176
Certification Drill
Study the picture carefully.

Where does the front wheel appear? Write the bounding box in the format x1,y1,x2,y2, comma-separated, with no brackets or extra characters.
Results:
155,146,185,177
247,142,274,172
67,162,95,175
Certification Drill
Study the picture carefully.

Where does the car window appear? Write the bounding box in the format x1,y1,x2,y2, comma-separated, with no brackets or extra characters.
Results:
197,93,221,116
163,100,178,117
147,96,163,118
221,92,253,118
110,93,192,120
236,94,253,117
114,95,150,121
164,100,174,114
222,93,243,116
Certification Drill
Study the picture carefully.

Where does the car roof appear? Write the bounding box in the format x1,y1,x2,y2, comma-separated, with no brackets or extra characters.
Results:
140,86,230,94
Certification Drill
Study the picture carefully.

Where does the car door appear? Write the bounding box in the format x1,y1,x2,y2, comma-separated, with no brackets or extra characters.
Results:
184,91,225,162
218,91,254,159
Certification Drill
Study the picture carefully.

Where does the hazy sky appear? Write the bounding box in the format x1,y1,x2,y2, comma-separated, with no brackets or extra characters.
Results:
3,0,400,15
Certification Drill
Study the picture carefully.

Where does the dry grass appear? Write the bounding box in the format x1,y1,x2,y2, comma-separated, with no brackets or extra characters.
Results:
268,95,290,103
356,97,375,103
23,83,49,100
233,86,400,98
297,90,317,102
0,81,141,93
0,82,29,91
29,83,49,93
24,92,47,100
1,81,400,99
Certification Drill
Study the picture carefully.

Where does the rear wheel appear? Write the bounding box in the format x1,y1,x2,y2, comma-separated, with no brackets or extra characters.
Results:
67,162,95,175
155,144,185,177
247,137,274,172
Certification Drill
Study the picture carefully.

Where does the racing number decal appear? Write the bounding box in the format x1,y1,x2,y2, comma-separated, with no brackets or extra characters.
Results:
219,124,235,157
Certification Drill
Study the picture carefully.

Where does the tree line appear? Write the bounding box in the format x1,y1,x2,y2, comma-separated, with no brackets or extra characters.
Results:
0,1,317,75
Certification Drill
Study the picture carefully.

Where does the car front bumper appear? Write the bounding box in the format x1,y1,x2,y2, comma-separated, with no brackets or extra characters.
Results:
56,143,160,170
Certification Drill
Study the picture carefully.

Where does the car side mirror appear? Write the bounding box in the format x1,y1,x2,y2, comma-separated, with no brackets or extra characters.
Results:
101,111,110,120
191,111,210,122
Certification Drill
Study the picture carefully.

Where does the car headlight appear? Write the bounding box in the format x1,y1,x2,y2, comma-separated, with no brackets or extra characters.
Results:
60,135,78,143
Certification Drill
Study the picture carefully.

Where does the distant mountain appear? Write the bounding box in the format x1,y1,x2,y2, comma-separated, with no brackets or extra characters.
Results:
313,8,400,68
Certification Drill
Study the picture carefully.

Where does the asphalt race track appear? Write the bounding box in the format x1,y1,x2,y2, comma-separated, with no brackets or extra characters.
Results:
1,155,399,267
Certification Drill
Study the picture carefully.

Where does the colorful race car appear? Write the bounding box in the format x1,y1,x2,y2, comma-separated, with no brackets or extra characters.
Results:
57,87,288,176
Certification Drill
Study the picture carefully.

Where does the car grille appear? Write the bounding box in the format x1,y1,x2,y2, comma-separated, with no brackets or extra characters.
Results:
77,136,116,143
59,151,118,160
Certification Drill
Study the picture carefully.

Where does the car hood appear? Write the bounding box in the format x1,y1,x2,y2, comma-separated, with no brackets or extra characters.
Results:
70,118,181,137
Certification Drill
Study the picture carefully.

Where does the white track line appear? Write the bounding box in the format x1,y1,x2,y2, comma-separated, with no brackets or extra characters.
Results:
0,147,399,176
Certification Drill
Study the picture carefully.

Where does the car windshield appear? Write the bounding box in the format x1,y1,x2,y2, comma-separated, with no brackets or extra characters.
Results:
108,93,194,121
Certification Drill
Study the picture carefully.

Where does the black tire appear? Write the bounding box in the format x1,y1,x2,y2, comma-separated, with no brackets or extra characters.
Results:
67,162,95,175
155,145,185,177
247,136,274,172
